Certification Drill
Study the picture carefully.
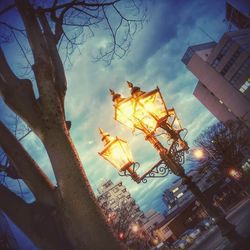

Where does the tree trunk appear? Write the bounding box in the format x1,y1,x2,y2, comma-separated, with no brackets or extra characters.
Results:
43,126,123,249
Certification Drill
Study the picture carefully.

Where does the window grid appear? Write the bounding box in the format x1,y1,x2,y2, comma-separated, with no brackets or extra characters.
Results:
230,57,250,85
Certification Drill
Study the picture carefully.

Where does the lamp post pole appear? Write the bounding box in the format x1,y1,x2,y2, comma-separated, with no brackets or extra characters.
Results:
99,82,247,249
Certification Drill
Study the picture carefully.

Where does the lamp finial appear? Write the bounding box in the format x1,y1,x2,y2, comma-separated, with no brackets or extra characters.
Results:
99,128,111,145
127,81,133,89
109,89,121,102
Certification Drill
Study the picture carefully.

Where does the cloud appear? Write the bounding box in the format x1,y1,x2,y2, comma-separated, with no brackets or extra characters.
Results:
1,0,228,216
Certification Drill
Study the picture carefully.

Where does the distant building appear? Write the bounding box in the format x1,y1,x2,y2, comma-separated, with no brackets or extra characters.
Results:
226,1,250,29
182,28,250,127
163,166,219,214
141,209,176,246
97,180,146,246
141,209,165,237
97,180,144,221
162,166,244,238
0,211,20,250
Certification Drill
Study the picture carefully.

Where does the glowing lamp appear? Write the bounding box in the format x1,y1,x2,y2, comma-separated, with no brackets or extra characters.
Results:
119,232,125,240
193,149,204,159
98,128,134,172
128,83,168,132
228,168,242,180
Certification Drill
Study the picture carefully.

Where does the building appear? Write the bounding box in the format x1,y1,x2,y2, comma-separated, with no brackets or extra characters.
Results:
97,180,143,220
226,0,250,29
163,166,219,214
0,210,20,250
182,28,250,127
141,209,165,238
161,166,244,238
140,209,176,247
97,180,146,246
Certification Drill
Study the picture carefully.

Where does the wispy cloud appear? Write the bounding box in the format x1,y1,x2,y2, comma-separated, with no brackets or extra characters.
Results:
1,0,228,214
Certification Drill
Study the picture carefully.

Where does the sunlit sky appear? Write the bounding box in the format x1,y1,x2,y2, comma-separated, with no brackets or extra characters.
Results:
0,0,243,247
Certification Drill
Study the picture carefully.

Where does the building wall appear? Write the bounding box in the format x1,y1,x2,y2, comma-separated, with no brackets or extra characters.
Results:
167,201,207,237
182,29,250,127
142,210,165,239
97,180,143,221
194,81,237,122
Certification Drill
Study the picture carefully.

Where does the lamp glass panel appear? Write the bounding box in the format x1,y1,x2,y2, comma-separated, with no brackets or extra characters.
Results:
115,97,144,131
133,103,157,132
139,90,167,121
115,97,135,130
167,109,183,131
132,89,167,132
101,137,134,171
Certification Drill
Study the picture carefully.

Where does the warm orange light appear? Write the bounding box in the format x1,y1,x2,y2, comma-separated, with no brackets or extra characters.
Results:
98,128,134,172
119,232,125,240
228,168,242,180
131,224,139,233
193,149,204,159
133,87,168,132
111,85,168,133
114,97,137,130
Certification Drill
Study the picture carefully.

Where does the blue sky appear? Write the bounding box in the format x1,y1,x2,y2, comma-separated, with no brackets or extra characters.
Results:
0,0,238,248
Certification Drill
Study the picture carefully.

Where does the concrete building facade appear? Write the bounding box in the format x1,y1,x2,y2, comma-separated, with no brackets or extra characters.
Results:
97,180,144,222
226,0,250,29
182,28,250,127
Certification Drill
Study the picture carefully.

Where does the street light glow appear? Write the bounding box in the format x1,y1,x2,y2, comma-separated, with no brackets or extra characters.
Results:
131,224,139,233
193,148,204,159
98,128,134,172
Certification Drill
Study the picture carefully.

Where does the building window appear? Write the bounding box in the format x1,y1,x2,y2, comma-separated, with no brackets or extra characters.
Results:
212,58,220,68
221,49,241,76
239,80,250,93
212,40,233,68
230,58,250,84
176,192,184,199
220,40,233,56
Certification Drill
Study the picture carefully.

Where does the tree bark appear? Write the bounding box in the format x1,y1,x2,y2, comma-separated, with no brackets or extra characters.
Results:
0,1,126,249
0,185,72,250
43,126,123,249
0,121,55,206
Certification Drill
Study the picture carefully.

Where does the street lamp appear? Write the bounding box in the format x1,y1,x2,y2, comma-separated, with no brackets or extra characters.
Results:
98,82,246,248
192,147,216,160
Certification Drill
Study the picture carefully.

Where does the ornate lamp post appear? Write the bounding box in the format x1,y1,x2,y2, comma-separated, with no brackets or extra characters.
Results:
98,82,246,248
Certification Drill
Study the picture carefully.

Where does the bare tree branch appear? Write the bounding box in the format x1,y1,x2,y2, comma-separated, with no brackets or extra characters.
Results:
37,10,67,113
0,47,43,133
193,120,250,174
16,0,64,121
0,3,15,16
41,0,120,13
0,121,55,206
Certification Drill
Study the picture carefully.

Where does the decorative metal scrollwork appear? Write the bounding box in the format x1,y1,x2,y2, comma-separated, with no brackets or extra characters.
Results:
119,160,172,183
169,141,187,165
140,161,172,183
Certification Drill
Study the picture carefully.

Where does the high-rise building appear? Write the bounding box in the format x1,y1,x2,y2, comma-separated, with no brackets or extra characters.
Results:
97,180,144,220
97,180,147,248
182,28,250,127
226,0,250,29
